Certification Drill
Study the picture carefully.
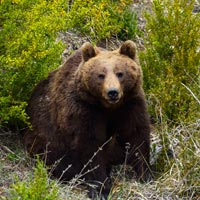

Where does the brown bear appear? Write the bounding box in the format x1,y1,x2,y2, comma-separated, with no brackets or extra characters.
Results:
24,40,151,199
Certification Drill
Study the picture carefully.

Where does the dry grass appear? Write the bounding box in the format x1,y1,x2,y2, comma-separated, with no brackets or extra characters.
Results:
108,119,200,200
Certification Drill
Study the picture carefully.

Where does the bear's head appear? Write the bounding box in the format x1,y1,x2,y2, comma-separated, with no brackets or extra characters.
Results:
75,40,143,108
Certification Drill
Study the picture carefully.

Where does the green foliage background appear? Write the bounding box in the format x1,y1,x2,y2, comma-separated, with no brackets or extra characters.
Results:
0,0,67,126
66,0,136,41
140,0,200,122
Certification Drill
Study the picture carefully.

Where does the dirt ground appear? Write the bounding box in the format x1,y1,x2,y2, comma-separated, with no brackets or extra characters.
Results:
0,130,32,197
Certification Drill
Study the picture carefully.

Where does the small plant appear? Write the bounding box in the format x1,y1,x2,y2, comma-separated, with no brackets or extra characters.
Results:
117,6,137,40
0,0,67,127
8,159,60,200
140,0,200,122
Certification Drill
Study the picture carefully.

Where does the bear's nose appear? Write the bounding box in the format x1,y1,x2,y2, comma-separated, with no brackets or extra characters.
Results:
107,89,119,100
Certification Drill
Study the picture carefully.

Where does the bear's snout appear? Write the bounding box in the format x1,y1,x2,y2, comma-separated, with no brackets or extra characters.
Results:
107,88,119,102
102,73,123,105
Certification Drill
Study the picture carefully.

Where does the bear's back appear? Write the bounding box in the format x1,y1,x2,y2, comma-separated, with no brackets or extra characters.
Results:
25,49,83,157
27,49,83,120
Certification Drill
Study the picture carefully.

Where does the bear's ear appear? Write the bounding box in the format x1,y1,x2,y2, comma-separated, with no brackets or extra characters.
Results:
119,40,137,60
81,42,97,62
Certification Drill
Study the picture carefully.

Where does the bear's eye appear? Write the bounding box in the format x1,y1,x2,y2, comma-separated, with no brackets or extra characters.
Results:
116,72,124,79
98,74,105,80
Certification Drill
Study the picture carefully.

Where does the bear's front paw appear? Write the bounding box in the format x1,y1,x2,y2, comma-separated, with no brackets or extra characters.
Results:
135,165,153,183
88,189,109,200
87,179,111,200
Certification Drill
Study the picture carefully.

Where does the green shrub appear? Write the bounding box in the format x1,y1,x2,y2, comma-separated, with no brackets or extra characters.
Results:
8,159,60,200
66,0,136,42
0,0,67,127
140,0,200,122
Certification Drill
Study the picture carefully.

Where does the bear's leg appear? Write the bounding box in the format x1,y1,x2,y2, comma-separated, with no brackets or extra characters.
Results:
128,139,151,182
82,148,111,200
86,165,111,200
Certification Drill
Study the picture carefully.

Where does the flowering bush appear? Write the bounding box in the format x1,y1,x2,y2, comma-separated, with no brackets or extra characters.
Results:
0,0,67,126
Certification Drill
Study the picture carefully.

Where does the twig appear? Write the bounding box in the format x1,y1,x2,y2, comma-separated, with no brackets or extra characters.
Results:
181,83,200,104
68,137,112,188
0,145,15,154
78,137,112,177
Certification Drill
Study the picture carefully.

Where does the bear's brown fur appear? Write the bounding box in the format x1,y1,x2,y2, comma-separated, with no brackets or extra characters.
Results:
25,41,151,199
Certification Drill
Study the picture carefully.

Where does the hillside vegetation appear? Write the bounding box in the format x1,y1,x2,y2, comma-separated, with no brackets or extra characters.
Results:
0,0,199,199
